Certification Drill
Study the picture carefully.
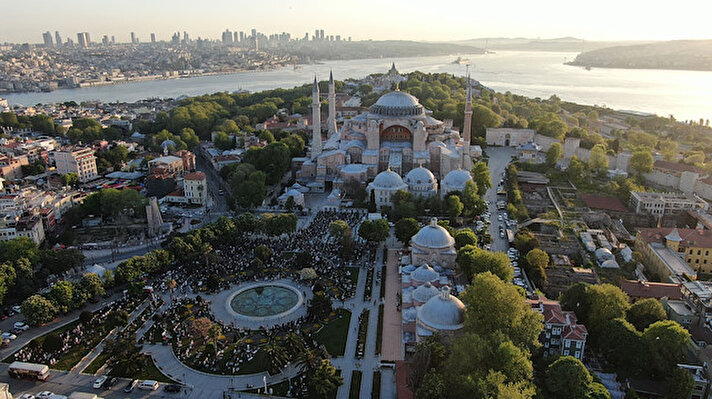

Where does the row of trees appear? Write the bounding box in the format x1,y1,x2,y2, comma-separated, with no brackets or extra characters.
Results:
21,272,105,325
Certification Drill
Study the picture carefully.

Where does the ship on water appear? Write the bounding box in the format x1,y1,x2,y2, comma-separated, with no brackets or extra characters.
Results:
452,56,471,65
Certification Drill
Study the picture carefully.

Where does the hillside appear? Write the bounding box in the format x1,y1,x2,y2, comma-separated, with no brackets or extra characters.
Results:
567,40,712,71
452,37,649,52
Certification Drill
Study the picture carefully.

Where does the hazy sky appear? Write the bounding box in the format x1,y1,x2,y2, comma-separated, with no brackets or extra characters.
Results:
2,0,711,43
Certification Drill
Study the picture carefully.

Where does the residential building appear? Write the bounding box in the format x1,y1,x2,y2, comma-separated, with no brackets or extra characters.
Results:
183,172,207,205
148,155,184,176
526,298,588,360
0,154,28,180
51,147,98,182
630,191,708,216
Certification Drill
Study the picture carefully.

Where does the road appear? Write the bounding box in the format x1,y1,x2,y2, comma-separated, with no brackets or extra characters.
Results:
484,147,515,253
195,147,230,216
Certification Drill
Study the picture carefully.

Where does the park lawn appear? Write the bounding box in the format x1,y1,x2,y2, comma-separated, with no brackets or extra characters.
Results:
347,267,360,284
314,309,351,357
235,350,269,375
349,370,362,399
2,319,82,365
82,351,111,375
108,355,173,383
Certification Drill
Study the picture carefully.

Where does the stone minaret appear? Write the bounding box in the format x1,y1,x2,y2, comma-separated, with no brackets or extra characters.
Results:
311,76,322,159
327,70,337,137
462,74,473,169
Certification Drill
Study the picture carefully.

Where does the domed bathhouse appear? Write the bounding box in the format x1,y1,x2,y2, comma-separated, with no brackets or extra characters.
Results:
410,218,457,268
367,168,408,209
416,286,466,342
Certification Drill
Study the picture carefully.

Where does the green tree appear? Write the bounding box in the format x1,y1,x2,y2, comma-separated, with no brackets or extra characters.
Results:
457,245,513,282
446,195,464,219
213,131,234,150
598,318,645,377
254,245,272,263
459,180,486,217
307,359,343,399
658,139,678,162
454,228,477,249
545,356,593,399
358,219,390,242
629,149,654,174
643,320,690,376
471,104,502,136
395,218,419,245
416,370,444,399
471,161,492,194
568,155,587,184
626,298,666,331
328,220,351,240
525,248,549,284
546,142,563,166
48,281,74,313
665,367,694,399
308,291,333,320
262,340,289,374
460,272,542,350
588,144,609,174
586,284,630,332
21,295,57,326
61,172,80,187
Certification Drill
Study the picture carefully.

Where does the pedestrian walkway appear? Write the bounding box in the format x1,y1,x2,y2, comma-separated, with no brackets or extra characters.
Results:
381,248,403,362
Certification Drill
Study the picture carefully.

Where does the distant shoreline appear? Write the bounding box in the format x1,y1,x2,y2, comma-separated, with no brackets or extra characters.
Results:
565,61,712,73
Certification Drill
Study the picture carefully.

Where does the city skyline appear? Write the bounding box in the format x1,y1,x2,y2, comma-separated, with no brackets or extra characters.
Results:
2,0,712,44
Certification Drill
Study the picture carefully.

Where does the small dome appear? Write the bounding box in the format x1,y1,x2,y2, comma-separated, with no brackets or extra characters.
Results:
666,228,683,242
412,282,440,303
417,287,466,331
442,168,473,189
411,263,439,284
160,139,176,149
412,218,455,249
372,169,407,190
405,167,435,185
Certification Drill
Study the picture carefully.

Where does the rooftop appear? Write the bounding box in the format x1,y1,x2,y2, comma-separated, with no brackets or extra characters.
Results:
580,194,629,212
638,227,712,248
619,279,683,300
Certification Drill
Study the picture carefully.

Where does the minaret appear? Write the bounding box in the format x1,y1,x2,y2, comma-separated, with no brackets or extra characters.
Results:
327,70,337,137
462,73,473,169
311,76,322,159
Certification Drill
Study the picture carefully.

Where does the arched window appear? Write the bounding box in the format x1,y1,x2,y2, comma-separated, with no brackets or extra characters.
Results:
381,125,412,142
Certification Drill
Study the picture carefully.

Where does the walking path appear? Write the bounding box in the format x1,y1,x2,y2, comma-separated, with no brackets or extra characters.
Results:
381,248,403,362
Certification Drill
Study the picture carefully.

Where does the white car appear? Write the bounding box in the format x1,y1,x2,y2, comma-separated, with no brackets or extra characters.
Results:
13,321,29,330
36,393,53,399
93,376,108,389
2,332,17,340
11,305,21,313
18,394,35,399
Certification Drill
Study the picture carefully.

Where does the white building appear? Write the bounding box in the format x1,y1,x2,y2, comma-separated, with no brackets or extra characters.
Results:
367,169,407,210
183,171,207,205
410,218,457,268
630,191,708,216
440,168,473,198
51,147,98,182
404,166,437,198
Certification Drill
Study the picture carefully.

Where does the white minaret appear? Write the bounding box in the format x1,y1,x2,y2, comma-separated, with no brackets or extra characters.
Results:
311,76,322,159
462,72,473,170
327,69,337,137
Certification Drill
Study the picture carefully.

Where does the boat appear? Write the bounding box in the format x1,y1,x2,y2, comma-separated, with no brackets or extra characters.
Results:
585,65,592,71
452,56,470,65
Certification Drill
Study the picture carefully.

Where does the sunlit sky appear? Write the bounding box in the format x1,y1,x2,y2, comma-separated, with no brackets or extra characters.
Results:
2,0,711,44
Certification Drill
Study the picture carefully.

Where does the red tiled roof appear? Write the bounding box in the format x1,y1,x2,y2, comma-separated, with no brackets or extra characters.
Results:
166,189,184,197
637,227,712,248
619,279,682,301
654,160,702,174
563,324,588,341
580,194,629,212
183,171,206,181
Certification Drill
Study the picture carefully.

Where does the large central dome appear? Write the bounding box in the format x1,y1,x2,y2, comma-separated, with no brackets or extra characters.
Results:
370,91,425,116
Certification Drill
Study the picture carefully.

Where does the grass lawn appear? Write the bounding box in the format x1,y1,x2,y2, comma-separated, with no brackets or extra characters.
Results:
372,370,381,399
82,351,110,375
347,267,360,285
108,355,173,383
314,309,351,357
349,370,362,399
375,304,384,356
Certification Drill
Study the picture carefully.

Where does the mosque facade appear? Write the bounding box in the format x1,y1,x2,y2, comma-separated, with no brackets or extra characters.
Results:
297,66,476,196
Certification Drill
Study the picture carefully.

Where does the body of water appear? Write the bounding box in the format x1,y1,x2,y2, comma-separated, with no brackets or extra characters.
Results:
4,51,712,122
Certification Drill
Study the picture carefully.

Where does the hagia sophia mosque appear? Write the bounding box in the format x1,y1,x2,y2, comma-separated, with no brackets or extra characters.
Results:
294,66,475,345
296,65,480,210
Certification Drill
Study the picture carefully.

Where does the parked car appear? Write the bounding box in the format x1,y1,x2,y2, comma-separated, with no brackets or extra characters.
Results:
103,376,117,388
93,376,107,389
13,322,29,331
124,379,139,393
36,393,53,399
12,305,21,313
2,332,17,340
10,327,23,335
164,384,182,393
18,394,36,399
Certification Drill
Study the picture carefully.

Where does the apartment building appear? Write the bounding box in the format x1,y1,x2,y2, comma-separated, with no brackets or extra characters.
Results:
51,147,98,182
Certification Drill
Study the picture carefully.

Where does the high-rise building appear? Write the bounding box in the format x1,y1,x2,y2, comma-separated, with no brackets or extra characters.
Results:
150,33,156,43
183,32,190,44
54,31,62,46
84,32,91,44
131,32,138,44
172,32,180,45
76,32,87,48
320,29,325,40
239,31,245,42
111,36,115,44
336,35,341,41
102,35,109,45
314,29,319,41
254,36,259,51
42,31,53,47
222,29,233,44
251,28,257,38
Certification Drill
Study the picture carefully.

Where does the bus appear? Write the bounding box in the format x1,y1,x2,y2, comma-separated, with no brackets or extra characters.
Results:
8,361,50,381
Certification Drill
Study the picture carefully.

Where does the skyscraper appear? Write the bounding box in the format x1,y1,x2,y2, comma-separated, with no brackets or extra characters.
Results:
84,32,91,45
42,32,53,47
239,31,245,42
76,32,87,48
150,33,156,43
314,29,319,41
183,32,190,44
251,28,257,38
320,30,325,40
131,32,138,44
102,35,109,45
54,31,62,46
172,32,180,45
233,31,239,43
222,29,233,44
